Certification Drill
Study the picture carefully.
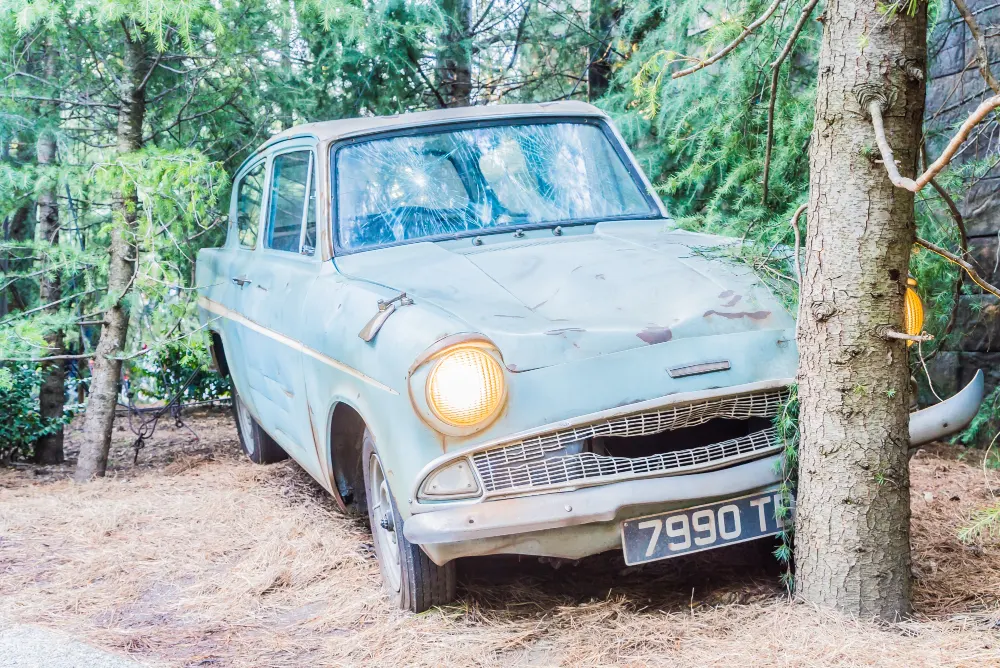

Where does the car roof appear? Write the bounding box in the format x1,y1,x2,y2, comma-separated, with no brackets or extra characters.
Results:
260,101,607,150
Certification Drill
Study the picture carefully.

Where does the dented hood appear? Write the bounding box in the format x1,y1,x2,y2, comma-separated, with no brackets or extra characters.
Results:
335,220,795,372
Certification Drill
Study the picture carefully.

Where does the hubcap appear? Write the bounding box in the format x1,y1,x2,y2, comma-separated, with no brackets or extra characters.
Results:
235,394,256,456
369,453,402,593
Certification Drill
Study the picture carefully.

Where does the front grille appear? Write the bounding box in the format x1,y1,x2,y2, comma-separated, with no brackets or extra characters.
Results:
472,389,788,495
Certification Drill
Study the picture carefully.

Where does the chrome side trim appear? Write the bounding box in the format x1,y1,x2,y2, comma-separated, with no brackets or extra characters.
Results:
197,296,399,395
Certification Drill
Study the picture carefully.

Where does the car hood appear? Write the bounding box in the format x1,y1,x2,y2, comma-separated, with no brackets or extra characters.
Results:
334,220,796,372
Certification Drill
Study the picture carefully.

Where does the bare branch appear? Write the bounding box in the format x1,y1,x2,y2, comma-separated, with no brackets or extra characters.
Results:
672,0,784,80
869,96,1000,192
0,352,96,363
876,326,934,343
915,236,1000,300
952,0,1000,94
762,0,820,204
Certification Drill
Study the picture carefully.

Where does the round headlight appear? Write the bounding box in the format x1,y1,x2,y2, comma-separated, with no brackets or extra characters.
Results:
426,346,506,427
904,277,924,347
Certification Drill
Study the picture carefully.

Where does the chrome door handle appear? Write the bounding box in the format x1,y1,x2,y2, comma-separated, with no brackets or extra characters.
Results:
231,276,251,287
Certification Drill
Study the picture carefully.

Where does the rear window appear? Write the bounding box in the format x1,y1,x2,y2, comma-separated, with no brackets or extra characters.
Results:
235,162,265,249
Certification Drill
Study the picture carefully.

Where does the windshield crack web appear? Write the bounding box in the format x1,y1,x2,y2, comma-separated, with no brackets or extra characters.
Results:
337,122,654,250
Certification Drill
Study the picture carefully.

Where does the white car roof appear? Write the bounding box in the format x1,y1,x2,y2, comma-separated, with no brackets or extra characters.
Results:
264,101,607,147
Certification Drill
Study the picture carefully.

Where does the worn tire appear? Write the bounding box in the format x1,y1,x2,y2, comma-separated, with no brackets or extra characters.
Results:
232,387,288,464
362,429,456,612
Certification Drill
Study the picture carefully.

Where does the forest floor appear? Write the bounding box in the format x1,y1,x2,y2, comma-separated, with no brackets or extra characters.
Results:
1,408,999,667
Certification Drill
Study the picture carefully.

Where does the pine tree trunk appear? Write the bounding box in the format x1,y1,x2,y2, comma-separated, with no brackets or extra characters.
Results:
794,1,927,620
1,206,31,318
35,41,65,465
440,0,472,107
74,30,147,481
588,0,617,101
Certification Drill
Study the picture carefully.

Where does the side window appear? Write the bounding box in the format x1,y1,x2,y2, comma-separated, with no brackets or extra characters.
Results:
266,151,314,254
236,162,265,249
302,167,316,256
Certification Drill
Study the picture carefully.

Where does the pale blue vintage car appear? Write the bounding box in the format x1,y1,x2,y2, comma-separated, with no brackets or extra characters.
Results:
197,101,984,612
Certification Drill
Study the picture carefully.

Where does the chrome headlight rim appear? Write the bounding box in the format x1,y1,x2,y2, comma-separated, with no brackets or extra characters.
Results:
425,345,507,430
407,335,509,437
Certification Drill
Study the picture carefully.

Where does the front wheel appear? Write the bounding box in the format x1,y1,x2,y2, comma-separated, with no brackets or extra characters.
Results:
362,429,455,612
232,387,288,464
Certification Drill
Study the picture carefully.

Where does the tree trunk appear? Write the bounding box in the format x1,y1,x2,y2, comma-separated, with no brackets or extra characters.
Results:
1,205,31,318
588,0,618,101
794,1,927,620
35,40,65,465
74,30,147,481
440,0,472,107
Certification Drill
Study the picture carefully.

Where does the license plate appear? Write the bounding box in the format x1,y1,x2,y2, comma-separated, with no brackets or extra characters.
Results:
621,489,786,566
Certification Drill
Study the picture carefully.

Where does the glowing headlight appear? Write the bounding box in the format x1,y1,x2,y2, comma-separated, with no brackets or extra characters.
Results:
904,277,924,347
426,346,506,428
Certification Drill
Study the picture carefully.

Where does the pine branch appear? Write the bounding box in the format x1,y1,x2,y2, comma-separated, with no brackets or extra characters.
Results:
915,236,1000,300
672,0,785,79
763,0,820,205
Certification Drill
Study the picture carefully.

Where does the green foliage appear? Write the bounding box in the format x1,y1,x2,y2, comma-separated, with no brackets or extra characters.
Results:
959,386,1000,448
127,337,229,404
0,364,70,462
772,384,799,589
604,0,818,249
959,502,1000,543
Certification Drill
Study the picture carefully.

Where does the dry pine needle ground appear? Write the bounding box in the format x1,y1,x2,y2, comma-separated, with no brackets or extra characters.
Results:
0,410,998,667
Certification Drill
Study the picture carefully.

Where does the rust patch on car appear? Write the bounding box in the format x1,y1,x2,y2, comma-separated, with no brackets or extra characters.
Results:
637,326,673,344
703,309,770,320
721,293,742,307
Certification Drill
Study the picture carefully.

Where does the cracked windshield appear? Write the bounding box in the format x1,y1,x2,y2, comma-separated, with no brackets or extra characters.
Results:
336,121,659,250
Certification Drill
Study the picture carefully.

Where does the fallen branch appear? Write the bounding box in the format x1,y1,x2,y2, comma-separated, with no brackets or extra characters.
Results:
952,0,1000,94
762,0,820,205
869,95,1000,192
915,236,1000,300
672,0,784,79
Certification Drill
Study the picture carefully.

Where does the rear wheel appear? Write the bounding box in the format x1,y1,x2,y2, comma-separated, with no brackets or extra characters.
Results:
362,429,455,612
232,387,288,464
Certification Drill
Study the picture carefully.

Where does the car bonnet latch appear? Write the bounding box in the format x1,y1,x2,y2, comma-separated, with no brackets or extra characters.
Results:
358,292,414,342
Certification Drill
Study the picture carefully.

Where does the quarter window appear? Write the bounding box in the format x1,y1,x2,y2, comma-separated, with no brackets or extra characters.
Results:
266,151,315,255
235,162,265,249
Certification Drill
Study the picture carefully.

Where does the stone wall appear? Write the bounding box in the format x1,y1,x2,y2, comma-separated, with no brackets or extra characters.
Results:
922,1,1000,427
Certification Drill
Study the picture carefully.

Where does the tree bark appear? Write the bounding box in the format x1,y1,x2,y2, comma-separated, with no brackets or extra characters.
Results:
1,205,31,318
35,40,65,465
794,1,927,620
74,29,147,481
440,0,472,107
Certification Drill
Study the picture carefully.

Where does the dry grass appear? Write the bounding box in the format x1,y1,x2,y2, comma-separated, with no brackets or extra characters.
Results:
1,413,999,666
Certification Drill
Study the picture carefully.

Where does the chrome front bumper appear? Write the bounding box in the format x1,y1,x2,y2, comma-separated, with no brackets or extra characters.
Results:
405,371,984,564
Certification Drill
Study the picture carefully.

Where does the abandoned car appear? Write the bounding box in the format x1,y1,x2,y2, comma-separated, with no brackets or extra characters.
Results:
197,101,985,612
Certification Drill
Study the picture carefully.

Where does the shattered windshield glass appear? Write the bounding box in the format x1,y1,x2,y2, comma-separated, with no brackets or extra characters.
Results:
335,121,659,250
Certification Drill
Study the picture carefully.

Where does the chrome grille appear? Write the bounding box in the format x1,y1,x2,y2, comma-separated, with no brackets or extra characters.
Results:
472,389,788,495
476,428,779,494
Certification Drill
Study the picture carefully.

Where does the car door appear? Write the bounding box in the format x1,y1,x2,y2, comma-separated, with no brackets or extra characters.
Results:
239,145,321,463
217,158,268,422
